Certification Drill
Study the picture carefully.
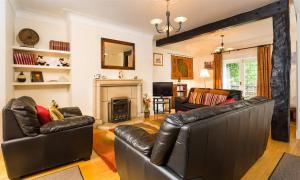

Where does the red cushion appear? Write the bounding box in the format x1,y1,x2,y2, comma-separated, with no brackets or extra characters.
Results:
221,98,236,105
36,105,52,125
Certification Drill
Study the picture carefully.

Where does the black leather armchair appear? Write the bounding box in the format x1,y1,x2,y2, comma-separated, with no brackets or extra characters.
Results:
1,97,95,179
115,97,274,180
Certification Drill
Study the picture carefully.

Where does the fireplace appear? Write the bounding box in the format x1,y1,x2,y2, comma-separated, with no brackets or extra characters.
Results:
109,97,131,123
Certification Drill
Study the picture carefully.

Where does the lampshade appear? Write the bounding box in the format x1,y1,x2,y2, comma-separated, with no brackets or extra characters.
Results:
200,69,210,78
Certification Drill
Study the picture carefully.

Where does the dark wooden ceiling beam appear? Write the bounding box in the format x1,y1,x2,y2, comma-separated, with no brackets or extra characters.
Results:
156,0,287,46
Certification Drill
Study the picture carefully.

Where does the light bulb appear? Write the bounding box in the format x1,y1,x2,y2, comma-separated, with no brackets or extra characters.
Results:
174,16,187,23
150,18,163,25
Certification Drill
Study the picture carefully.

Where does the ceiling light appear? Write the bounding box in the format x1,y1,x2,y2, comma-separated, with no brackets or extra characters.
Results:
150,0,187,37
174,16,187,23
150,18,163,25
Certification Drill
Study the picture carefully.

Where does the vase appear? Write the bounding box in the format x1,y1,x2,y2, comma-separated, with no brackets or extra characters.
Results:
144,111,150,118
17,71,26,82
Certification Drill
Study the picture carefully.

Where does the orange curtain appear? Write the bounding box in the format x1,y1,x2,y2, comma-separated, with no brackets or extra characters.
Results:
213,53,223,89
257,45,272,99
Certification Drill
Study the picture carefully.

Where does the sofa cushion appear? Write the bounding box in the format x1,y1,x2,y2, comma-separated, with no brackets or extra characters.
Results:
151,114,182,165
115,125,156,156
203,93,227,106
36,105,52,125
10,96,41,136
209,89,230,96
40,115,94,134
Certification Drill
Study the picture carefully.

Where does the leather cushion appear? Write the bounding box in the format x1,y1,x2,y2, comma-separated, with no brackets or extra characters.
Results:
36,105,52,125
10,96,41,136
58,107,83,118
40,115,95,134
115,125,156,157
150,114,182,165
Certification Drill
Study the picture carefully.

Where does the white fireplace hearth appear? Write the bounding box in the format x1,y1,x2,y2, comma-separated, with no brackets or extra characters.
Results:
93,79,143,127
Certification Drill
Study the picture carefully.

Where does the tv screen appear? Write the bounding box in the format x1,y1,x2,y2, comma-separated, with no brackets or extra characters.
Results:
153,82,173,97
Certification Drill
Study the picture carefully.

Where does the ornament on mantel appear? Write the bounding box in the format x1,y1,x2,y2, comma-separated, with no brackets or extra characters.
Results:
118,70,124,79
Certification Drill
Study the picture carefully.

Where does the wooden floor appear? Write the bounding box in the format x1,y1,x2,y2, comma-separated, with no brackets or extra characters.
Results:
0,117,299,180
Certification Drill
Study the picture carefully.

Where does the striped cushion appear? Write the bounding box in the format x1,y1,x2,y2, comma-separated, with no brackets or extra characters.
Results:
203,93,227,106
195,92,206,104
188,92,198,104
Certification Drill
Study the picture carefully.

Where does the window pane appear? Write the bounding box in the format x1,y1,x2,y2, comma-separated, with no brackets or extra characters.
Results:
225,63,240,90
244,60,257,99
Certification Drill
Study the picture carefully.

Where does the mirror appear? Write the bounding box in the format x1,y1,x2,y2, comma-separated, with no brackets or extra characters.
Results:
101,38,135,70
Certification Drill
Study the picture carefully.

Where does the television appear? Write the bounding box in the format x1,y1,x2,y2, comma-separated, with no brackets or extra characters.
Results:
153,82,173,97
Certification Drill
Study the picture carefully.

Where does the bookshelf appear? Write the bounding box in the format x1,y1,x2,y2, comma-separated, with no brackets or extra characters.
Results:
12,46,72,105
13,82,71,86
172,84,188,108
12,46,71,55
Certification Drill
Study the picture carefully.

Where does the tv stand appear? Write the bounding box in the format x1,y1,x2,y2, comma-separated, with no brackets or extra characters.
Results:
153,97,171,114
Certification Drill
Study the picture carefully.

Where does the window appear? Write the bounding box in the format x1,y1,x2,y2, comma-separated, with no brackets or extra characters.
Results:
223,57,257,99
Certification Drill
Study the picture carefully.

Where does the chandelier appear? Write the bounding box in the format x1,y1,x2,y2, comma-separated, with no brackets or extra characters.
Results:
214,35,234,53
150,0,187,37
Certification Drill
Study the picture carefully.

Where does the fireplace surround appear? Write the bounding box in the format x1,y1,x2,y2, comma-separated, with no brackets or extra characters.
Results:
93,79,143,125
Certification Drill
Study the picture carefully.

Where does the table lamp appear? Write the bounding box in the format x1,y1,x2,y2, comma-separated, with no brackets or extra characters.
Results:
200,69,210,88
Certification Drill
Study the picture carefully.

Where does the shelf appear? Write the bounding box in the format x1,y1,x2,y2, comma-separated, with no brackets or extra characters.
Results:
12,46,71,55
12,64,71,71
13,82,71,86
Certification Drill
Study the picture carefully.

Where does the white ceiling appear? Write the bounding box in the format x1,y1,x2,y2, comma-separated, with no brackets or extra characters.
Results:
162,18,274,56
12,0,278,35
161,4,297,57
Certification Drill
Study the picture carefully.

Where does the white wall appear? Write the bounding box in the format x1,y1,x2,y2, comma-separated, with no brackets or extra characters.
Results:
0,0,15,143
294,0,300,139
0,0,7,143
153,47,213,90
68,14,153,115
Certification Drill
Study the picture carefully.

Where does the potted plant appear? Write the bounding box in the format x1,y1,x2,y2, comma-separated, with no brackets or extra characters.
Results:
143,94,151,118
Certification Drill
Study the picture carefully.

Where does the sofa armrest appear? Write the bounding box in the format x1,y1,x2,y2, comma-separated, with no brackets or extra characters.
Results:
58,107,82,118
115,125,156,156
1,135,46,179
175,96,188,103
40,116,94,134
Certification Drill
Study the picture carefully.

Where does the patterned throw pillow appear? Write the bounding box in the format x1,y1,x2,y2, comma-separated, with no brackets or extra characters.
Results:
203,93,227,106
188,92,198,104
195,92,206,104
49,106,64,120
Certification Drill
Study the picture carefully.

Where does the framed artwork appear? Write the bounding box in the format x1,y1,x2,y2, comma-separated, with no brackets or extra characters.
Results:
204,61,214,70
171,55,194,80
153,53,163,66
31,71,44,82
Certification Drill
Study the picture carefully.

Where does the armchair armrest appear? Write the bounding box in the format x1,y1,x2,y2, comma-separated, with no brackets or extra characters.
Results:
40,116,94,134
175,96,188,103
58,107,82,118
115,125,156,156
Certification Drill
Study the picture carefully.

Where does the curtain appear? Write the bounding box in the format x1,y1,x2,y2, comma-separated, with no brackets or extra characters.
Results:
213,53,223,89
257,45,272,99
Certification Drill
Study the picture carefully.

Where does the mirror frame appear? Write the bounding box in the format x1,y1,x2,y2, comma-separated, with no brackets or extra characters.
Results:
101,38,135,70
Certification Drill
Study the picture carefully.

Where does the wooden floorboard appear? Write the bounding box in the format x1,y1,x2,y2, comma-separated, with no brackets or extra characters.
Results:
0,116,299,180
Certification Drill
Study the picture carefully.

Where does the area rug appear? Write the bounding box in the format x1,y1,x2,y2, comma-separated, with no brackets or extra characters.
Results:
93,117,165,171
34,166,83,180
269,153,300,180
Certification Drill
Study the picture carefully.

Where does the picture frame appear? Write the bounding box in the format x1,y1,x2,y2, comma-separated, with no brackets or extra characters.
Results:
31,71,44,82
204,61,214,70
171,55,194,80
153,53,163,66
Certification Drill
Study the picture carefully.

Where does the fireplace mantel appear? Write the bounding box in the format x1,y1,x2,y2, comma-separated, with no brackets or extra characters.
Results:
93,79,143,126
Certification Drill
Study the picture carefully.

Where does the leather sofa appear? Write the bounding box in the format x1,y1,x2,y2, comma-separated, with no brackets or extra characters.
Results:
1,97,95,179
114,96,274,180
175,88,243,112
